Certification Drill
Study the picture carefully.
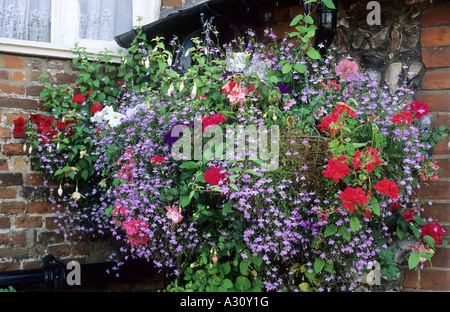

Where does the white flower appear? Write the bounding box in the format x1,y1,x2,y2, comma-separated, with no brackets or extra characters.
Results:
71,188,83,201
58,185,63,196
91,106,114,123
105,111,126,128
79,150,88,158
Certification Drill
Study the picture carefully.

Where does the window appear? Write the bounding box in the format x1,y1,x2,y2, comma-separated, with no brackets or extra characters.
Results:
0,0,160,58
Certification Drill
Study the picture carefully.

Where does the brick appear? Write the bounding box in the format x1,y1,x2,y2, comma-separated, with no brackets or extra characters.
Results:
26,85,45,97
420,270,450,291
0,262,20,271
162,0,183,7
45,216,64,230
421,27,450,47
0,82,26,94
11,231,26,245
6,113,29,124
0,217,10,228
0,159,8,170
0,187,16,199
435,114,450,129
422,69,450,90
422,47,450,68
72,243,94,256
38,232,65,244
11,71,26,81
2,55,24,68
0,127,11,139
0,97,38,110
0,201,25,214
434,158,450,178
414,92,450,111
0,70,8,80
0,173,23,186
0,233,9,244
416,181,450,200
27,201,58,214
422,202,450,223
428,247,450,268
433,137,450,155
25,173,44,185
55,73,77,84
420,7,450,27
13,158,27,171
0,246,28,258
46,244,70,256
3,143,27,156
15,216,43,228
21,186,50,201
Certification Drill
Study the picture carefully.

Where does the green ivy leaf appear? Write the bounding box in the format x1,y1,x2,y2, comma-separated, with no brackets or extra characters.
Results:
350,217,360,232
324,225,338,237
235,276,251,291
314,259,325,273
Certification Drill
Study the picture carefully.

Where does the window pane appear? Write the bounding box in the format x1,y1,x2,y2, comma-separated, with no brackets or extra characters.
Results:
0,0,51,42
79,0,132,41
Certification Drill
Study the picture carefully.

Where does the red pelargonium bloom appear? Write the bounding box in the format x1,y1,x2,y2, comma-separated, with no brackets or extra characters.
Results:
202,113,227,129
40,129,58,144
151,155,165,165
204,166,227,186
352,147,382,172
90,103,103,114
320,80,341,90
37,117,55,134
409,100,429,119
402,208,417,222
390,111,413,125
12,117,26,136
318,111,342,135
122,219,150,246
323,155,351,182
55,118,74,130
420,222,445,245
335,102,356,118
72,94,86,103
29,114,43,124
374,178,399,199
339,187,369,211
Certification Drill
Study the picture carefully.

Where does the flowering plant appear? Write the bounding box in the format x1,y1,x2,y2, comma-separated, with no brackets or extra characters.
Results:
15,3,449,292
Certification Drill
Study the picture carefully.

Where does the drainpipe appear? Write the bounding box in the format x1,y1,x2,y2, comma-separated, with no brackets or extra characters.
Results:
0,255,159,292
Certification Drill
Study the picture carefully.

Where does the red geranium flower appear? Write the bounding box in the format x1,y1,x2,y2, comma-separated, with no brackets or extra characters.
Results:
151,155,165,165
13,117,26,136
339,187,369,211
29,114,43,124
202,113,227,129
204,166,227,185
323,155,351,182
90,103,103,114
390,111,413,125
72,94,86,103
420,222,445,245
352,147,382,172
409,100,429,119
374,178,399,199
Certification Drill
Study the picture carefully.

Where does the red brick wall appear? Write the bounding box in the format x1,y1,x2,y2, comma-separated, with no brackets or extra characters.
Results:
403,6,450,292
0,54,102,272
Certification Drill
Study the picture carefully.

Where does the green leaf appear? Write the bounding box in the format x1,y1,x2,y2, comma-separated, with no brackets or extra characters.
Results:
235,276,251,291
180,194,192,207
282,63,292,74
423,235,436,248
408,252,420,270
325,262,334,273
324,225,338,237
293,63,305,73
179,161,198,169
322,0,336,9
289,14,303,26
350,217,360,232
306,48,321,60
314,259,325,273
370,196,380,216
221,279,233,289
222,200,233,215
339,226,351,240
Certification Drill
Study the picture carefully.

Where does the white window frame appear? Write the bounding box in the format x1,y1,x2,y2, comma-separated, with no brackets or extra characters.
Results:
0,0,161,59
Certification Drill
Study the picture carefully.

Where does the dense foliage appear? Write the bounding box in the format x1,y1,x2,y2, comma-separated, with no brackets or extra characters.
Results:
14,2,448,292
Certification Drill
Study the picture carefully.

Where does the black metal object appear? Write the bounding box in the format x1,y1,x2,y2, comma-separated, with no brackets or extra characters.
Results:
311,0,339,56
0,255,65,291
0,255,159,292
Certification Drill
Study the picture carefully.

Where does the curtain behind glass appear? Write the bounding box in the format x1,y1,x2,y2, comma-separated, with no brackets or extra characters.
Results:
79,0,132,41
0,0,51,42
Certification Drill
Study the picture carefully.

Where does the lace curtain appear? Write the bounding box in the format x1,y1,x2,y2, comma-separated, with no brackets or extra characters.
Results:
0,0,51,42
79,0,132,41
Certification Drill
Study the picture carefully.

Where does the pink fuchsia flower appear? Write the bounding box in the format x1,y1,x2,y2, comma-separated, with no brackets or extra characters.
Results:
335,59,359,81
165,205,183,224
151,155,165,165
411,242,434,264
222,81,248,108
